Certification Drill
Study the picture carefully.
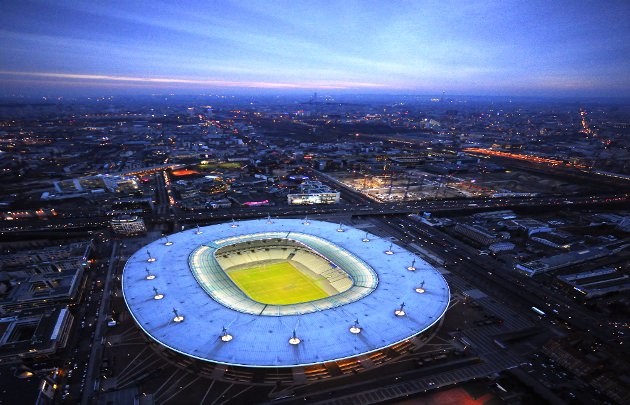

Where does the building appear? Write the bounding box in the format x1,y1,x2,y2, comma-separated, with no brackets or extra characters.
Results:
502,218,551,235
53,174,139,194
489,241,516,253
0,265,84,315
0,242,92,268
0,305,73,364
529,231,582,250
453,223,502,246
515,243,627,276
287,180,340,205
122,219,449,384
298,180,335,194
591,213,630,232
409,213,446,227
110,215,146,235
557,268,630,299
472,210,517,221
287,192,340,205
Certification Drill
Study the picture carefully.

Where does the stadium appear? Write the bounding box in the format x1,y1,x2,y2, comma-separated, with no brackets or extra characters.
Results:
122,218,450,385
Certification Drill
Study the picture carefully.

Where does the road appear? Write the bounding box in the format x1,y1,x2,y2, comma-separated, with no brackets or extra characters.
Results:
79,241,119,404
1,188,628,235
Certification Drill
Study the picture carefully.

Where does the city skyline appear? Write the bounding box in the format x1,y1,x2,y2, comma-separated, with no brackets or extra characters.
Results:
1,0,629,98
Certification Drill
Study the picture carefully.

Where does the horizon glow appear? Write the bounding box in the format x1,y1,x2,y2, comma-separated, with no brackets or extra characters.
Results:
1,0,629,97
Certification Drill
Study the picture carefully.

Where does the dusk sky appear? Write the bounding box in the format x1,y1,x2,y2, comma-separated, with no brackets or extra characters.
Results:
1,0,629,97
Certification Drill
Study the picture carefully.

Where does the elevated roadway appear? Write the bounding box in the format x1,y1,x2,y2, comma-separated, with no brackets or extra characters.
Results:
1,193,629,236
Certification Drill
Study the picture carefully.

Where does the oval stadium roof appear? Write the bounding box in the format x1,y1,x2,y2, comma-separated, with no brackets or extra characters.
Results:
122,218,450,368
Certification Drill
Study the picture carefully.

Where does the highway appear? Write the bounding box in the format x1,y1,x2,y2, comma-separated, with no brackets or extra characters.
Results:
57,251,111,402
0,194,622,236
80,241,120,405
0,166,627,235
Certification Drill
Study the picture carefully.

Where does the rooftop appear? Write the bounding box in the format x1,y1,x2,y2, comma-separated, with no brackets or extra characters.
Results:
122,218,449,368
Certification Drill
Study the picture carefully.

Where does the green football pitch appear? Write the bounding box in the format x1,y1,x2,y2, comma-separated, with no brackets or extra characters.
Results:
227,261,330,305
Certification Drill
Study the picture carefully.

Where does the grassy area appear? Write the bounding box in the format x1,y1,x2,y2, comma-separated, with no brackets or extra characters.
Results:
228,261,330,305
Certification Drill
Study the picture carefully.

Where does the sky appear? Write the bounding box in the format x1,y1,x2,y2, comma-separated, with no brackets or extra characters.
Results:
1,0,629,98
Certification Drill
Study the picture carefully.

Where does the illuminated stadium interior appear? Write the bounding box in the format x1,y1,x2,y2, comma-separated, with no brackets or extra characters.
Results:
190,232,378,315
122,218,450,383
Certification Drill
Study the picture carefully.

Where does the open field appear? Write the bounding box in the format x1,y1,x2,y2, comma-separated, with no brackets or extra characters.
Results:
227,261,330,305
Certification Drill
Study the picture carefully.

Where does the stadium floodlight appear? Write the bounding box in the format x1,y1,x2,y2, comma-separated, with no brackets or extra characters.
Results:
145,268,156,280
288,330,301,345
172,308,184,322
220,326,233,342
349,319,362,334
385,243,394,255
407,258,416,271
146,250,156,262
394,302,406,317
415,280,426,294
153,287,164,300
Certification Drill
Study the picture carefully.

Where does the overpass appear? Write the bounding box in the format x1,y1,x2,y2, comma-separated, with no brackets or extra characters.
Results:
1,193,629,236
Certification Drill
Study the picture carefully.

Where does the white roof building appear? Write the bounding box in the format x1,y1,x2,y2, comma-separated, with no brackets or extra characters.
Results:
122,218,449,368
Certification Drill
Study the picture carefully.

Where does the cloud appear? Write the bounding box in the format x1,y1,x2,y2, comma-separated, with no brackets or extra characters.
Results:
0,71,386,90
